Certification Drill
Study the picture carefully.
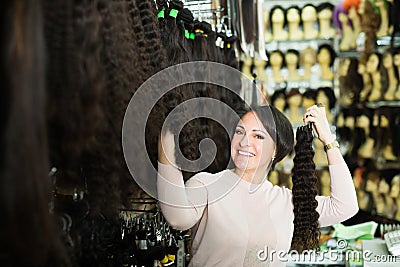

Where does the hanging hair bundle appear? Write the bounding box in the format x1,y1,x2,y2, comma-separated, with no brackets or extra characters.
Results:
291,124,320,252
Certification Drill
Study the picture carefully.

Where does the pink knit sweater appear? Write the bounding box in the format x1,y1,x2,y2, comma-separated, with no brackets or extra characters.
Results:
157,162,358,267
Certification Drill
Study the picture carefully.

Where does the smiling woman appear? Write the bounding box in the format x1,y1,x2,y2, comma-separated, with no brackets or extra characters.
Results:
157,104,359,267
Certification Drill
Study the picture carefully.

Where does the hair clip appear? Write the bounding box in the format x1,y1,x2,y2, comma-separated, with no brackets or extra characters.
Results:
157,7,165,19
169,9,179,18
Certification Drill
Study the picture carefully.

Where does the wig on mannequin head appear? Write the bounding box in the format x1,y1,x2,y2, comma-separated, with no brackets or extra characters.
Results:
389,0,400,47
392,107,400,157
301,3,318,19
333,3,352,31
343,0,362,12
269,5,287,33
360,0,381,64
317,2,335,13
269,49,286,68
291,124,320,252
317,43,336,67
341,58,363,105
316,87,337,109
286,49,301,68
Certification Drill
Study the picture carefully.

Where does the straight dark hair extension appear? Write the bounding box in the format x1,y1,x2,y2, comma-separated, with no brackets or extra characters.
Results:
241,0,256,44
291,125,320,252
1,0,69,266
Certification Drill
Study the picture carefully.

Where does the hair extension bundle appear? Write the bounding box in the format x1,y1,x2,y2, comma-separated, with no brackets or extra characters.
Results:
360,0,381,64
241,0,256,44
1,0,70,266
291,124,320,252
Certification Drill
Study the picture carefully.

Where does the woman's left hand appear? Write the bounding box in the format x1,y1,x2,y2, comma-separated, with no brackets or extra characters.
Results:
303,104,335,145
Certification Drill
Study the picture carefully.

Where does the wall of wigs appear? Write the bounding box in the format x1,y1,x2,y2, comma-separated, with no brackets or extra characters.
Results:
239,0,400,226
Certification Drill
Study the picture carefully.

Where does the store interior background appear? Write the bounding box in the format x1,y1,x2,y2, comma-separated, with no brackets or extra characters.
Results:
2,0,400,266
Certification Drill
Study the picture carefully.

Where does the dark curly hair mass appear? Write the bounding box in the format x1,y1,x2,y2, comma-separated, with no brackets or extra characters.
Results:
291,125,320,252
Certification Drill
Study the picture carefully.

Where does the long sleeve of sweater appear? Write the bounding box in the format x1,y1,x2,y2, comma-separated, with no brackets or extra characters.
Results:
157,162,207,230
316,162,359,227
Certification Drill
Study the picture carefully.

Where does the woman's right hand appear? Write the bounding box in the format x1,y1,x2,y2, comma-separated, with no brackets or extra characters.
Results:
158,129,176,165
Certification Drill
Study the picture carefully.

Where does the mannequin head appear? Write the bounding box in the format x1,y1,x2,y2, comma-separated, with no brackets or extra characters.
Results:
343,0,362,12
333,4,351,30
287,5,302,24
341,58,363,104
383,50,394,69
285,49,300,68
394,50,400,67
270,89,287,112
366,52,382,74
357,61,366,74
344,0,362,22
300,47,317,67
317,2,335,20
367,52,389,90
390,175,400,198
270,5,287,28
317,44,336,67
316,87,336,109
269,50,285,68
382,49,400,80
301,4,318,22
339,58,351,76
286,88,303,108
356,108,374,131
302,89,317,109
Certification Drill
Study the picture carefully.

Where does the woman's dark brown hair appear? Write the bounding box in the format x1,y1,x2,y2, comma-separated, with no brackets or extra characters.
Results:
291,124,320,252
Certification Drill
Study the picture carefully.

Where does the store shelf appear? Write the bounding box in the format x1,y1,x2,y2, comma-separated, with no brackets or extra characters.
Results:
365,100,400,109
265,38,333,52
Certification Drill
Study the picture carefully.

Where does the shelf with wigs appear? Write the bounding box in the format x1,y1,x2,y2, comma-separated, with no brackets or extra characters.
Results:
241,42,336,98
337,47,400,107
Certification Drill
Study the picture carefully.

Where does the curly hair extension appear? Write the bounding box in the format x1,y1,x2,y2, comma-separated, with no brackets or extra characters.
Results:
44,0,90,190
1,1,70,266
291,125,320,252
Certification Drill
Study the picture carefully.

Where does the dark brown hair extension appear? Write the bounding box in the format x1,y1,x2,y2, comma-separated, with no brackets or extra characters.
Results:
1,0,69,266
360,0,380,64
44,0,89,190
241,0,256,44
291,125,320,252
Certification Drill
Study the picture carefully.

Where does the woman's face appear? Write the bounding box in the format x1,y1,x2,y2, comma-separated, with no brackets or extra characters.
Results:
366,54,379,73
231,112,275,173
